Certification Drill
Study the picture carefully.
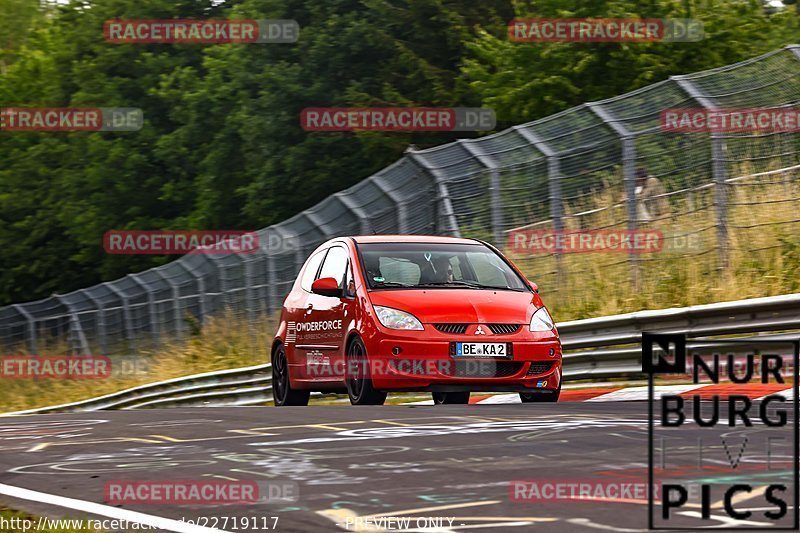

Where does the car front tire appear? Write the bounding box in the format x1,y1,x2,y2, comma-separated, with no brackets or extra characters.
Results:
272,343,310,406
346,337,387,406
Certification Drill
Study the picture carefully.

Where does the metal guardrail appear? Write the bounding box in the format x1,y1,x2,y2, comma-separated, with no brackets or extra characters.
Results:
3,293,799,415
560,293,800,380
1,363,274,415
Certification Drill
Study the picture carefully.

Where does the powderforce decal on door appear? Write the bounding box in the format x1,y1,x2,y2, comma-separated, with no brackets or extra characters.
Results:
285,320,343,345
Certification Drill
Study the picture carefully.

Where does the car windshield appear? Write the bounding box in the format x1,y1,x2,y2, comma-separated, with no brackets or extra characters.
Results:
358,242,528,291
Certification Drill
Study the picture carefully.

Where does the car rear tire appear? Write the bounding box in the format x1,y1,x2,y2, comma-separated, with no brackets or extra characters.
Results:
519,385,560,403
432,392,470,404
346,337,387,406
272,343,310,406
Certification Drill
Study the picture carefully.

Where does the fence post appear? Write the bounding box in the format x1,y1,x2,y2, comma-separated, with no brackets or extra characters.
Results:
261,229,277,313
335,192,372,235
177,261,207,323
81,293,107,354
273,225,305,288
242,254,255,323
13,304,37,354
372,175,409,233
673,76,729,270
587,102,640,290
104,282,135,354
405,151,461,237
460,140,504,248
711,134,729,269
154,269,184,342
53,295,91,354
514,127,566,287
622,137,640,286
128,273,159,350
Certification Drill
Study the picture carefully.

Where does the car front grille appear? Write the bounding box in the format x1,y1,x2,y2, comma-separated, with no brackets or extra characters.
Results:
435,323,521,335
526,361,555,375
487,324,522,334
435,323,468,334
444,360,524,378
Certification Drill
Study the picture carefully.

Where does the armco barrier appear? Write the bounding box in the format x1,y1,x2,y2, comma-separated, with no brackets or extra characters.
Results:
3,293,798,415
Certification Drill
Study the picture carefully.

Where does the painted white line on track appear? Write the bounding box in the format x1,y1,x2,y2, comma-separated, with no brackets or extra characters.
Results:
0,483,230,533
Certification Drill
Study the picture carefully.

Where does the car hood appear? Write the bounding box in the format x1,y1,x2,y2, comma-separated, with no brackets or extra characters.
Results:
367,289,542,324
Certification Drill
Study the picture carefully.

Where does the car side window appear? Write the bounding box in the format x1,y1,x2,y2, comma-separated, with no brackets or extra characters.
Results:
344,261,356,298
300,249,327,292
317,246,349,287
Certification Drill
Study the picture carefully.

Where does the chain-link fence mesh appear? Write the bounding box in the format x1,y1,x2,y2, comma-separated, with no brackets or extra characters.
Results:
1,45,799,355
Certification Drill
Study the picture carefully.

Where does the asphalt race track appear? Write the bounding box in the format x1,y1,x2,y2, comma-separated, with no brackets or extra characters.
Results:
0,403,795,532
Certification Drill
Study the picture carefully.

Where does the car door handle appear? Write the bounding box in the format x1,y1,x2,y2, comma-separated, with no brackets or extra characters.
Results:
306,304,314,314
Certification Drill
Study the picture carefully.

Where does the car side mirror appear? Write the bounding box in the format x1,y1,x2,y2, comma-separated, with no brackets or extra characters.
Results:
311,277,343,297
530,282,539,293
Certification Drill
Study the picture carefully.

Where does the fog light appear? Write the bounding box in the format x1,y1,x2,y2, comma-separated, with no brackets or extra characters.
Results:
392,346,402,355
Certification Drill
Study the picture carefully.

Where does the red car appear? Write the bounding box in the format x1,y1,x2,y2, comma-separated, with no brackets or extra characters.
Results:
271,235,562,406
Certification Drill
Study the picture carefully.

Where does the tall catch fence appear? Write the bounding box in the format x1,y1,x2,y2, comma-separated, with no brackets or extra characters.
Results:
1,45,799,355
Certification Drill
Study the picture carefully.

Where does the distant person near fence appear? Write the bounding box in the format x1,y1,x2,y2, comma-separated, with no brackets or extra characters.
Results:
620,168,669,223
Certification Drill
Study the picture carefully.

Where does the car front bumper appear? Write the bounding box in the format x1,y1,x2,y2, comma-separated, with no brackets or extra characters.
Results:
364,334,562,392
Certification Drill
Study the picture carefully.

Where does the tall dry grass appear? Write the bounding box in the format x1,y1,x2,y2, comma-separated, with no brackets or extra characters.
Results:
0,310,274,412
508,166,800,321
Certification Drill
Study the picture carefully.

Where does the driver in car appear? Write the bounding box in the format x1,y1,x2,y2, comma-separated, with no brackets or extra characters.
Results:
431,256,454,283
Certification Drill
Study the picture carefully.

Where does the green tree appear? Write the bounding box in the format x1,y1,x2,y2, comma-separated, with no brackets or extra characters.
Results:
459,0,799,122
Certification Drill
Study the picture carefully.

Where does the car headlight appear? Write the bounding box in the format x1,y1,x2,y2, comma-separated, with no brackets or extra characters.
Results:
529,306,555,332
374,306,424,330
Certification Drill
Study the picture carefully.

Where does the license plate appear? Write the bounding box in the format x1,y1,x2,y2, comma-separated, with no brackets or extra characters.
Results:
455,342,507,357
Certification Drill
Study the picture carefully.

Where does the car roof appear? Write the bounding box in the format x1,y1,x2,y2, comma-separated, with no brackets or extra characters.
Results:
349,235,482,245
